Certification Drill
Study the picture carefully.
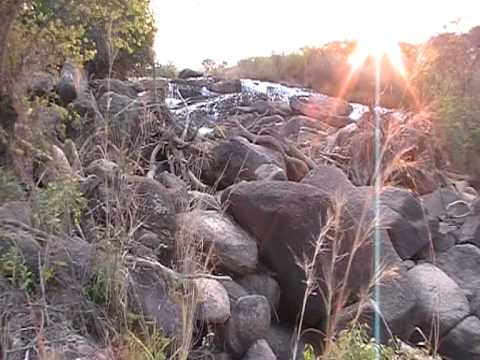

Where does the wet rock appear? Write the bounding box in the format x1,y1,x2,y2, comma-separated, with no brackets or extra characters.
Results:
203,136,286,189
438,316,480,360
208,79,242,94
243,339,277,360
380,187,431,260
195,278,231,324
57,60,87,105
237,274,281,315
225,295,271,358
409,263,470,337
177,210,258,275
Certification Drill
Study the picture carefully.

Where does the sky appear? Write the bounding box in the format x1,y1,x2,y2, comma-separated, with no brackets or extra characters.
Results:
151,0,479,69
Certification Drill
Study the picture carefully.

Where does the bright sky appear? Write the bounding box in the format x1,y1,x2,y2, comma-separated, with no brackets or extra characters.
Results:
151,0,479,70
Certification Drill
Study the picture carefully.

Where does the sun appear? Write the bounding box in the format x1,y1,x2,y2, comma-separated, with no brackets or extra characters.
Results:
347,9,407,76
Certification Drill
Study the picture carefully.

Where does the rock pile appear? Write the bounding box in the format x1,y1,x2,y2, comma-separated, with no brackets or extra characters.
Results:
1,63,478,359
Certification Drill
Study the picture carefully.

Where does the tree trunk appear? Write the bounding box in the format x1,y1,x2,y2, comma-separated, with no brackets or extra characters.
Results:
0,0,24,82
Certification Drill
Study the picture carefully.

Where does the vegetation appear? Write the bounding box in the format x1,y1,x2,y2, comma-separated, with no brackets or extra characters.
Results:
0,0,155,81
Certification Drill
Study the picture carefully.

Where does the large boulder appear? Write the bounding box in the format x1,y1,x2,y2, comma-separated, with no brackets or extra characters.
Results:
380,187,431,260
28,71,56,97
336,264,419,341
289,95,352,128
203,136,286,189
436,244,480,300
208,79,242,94
97,90,140,131
438,316,480,360
225,295,271,358
57,60,87,105
237,274,281,315
301,164,356,195
224,181,399,326
178,68,203,79
264,325,303,360
243,339,277,360
195,278,231,324
458,214,480,246
128,263,182,338
128,176,177,260
177,210,258,275
94,78,138,99
409,263,470,337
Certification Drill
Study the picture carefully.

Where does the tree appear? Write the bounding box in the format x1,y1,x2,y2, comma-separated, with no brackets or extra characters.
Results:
1,0,156,80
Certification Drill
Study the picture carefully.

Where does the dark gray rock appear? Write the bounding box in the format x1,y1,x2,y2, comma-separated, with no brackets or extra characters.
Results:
204,136,286,189
157,171,189,212
188,191,221,211
225,295,271,358
177,210,258,275
128,264,181,338
238,274,281,315
94,78,138,99
178,68,203,79
243,339,277,360
289,95,352,128
128,176,177,259
439,316,480,360
380,187,431,260
195,278,231,324
255,163,288,181
28,71,56,97
224,180,401,326
436,244,480,295
409,263,470,337
301,164,355,195
338,265,419,341
208,79,242,94
264,325,303,360
219,279,249,305
57,60,87,105
458,215,480,246
421,187,462,220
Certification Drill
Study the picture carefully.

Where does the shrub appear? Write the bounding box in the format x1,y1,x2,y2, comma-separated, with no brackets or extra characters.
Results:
32,177,87,233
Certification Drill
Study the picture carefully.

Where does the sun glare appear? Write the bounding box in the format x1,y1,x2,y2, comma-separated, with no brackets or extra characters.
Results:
347,6,407,76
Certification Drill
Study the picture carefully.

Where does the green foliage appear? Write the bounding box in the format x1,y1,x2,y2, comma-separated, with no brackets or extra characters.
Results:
0,167,23,204
33,177,87,233
3,0,156,78
324,325,396,360
414,30,480,173
202,58,228,77
155,62,178,79
125,328,171,360
0,246,35,293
